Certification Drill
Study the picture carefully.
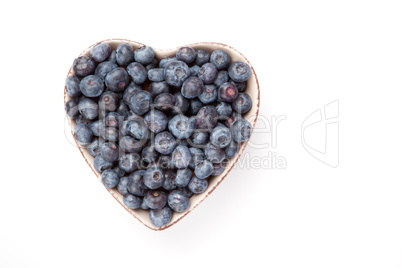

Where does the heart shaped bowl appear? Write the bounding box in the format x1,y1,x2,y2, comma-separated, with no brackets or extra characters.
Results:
64,39,260,230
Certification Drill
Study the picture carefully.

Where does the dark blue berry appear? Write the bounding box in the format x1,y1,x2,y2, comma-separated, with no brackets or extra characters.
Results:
194,160,214,179
163,170,177,191
141,199,149,210
101,169,119,188
188,176,208,194
123,194,142,209
149,207,172,227
129,90,152,115
159,57,177,68
65,99,79,118
148,81,170,98
168,115,195,139
126,118,148,140
168,190,189,212
100,142,119,162
116,102,129,119
134,46,155,65
190,65,200,76
195,49,210,66
223,112,242,128
117,176,131,195
94,154,113,173
73,56,95,77
230,80,247,92
228,61,251,82
189,99,203,115
127,62,147,84
198,84,217,104
198,63,218,84
118,153,140,173
79,75,104,97
172,92,190,115
158,154,176,169
164,60,190,87
91,42,112,62
181,76,204,99
210,125,231,148
196,105,218,131
119,136,143,153
104,112,122,128
154,131,176,155
232,93,252,114
74,123,93,145
176,47,196,63
141,144,159,163
212,162,226,176
172,145,191,169
148,68,164,82
213,70,229,87
107,50,117,63
143,166,165,189
65,75,81,97
105,67,130,92
101,127,119,142
78,98,99,120
216,102,233,118
127,170,147,196
90,120,105,136
75,114,93,125
175,169,192,188
204,142,226,163
210,50,230,70
144,110,168,133
116,43,134,66
188,147,205,169
154,93,175,112
122,82,142,104
146,58,159,71
190,130,209,147
225,139,239,158
87,139,103,157
232,119,252,142
218,82,238,102
99,91,120,112
94,61,117,80
112,166,126,178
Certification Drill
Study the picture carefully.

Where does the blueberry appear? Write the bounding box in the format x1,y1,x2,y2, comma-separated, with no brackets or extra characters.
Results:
212,162,226,176
232,93,252,114
232,119,252,142
189,130,209,147
198,84,217,104
148,81,170,98
146,58,159,71
94,154,113,173
198,63,218,84
163,170,177,191
215,102,232,119
175,168,192,188
100,142,119,162
126,118,148,140
228,61,251,82
218,82,238,102
99,91,120,112
123,194,142,209
225,139,239,158
164,60,190,87
104,112,122,128
119,136,143,153
87,138,103,157
210,125,231,148
134,46,155,65
213,70,229,87
230,80,247,92
172,92,190,115
122,82,142,104
79,75,104,97
107,50,117,63
168,115,195,139
141,144,159,163
117,176,131,195
189,99,203,115
148,68,164,82
127,62,147,84
75,114,93,125
223,112,242,128
181,76,204,99
74,123,93,145
204,143,226,163
90,120,105,137
196,105,218,131
190,65,200,76
141,199,149,210
119,153,140,173
127,170,147,196
158,154,176,169
65,75,81,97
188,176,209,194
91,42,112,62
144,110,168,133
112,166,126,178
101,127,119,142
195,49,210,66
168,190,190,212
105,67,130,92
154,131,176,155
210,50,230,70
194,160,214,179
116,102,129,119
129,90,152,115
176,47,196,63
176,139,188,147
180,187,194,198
143,166,165,189
149,206,172,227
73,56,95,77
188,147,205,169
65,99,79,118
154,93,175,112
94,61,118,80
159,56,177,68
116,43,134,66
172,145,191,169
101,169,119,188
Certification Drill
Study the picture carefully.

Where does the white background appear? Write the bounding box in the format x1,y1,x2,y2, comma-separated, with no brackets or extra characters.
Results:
1,0,401,267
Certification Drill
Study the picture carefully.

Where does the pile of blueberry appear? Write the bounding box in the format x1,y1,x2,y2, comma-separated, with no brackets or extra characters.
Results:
65,42,253,227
